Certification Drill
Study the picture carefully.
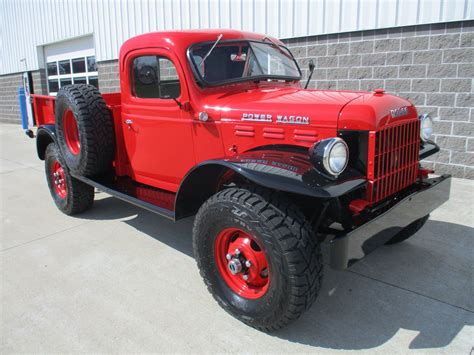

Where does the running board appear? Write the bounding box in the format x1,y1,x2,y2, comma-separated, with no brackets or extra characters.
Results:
73,174,176,221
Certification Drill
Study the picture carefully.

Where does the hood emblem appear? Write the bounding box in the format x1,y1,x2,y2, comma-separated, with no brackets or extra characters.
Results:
241,113,310,125
390,106,409,118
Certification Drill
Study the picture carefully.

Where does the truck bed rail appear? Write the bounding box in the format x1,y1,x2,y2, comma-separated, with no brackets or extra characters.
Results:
31,92,121,127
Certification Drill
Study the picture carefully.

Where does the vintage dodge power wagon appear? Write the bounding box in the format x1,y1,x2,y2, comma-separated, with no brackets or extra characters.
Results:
30,29,450,330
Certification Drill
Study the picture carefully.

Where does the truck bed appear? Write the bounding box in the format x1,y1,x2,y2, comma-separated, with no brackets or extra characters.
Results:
31,92,121,126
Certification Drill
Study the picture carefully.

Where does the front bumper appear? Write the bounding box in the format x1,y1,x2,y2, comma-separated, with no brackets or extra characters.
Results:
329,175,451,270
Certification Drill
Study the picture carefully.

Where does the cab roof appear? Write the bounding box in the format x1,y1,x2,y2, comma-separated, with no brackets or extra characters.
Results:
119,29,282,60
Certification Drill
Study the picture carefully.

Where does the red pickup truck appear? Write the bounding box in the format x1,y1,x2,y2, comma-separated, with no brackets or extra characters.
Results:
30,29,450,331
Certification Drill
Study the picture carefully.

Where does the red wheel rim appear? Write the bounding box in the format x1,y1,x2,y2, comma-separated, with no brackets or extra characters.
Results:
64,109,80,155
51,161,67,199
214,227,270,299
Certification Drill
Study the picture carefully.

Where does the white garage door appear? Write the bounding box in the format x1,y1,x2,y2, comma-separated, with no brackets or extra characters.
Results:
44,35,98,95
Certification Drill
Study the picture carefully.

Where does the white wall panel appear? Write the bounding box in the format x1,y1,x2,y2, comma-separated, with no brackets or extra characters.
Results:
1,0,473,75
242,0,253,32
419,0,442,23
293,0,308,37
219,0,231,28
209,0,221,28
266,0,280,36
229,0,243,30
254,0,266,33
444,0,469,20
324,0,341,33
340,0,358,33
397,0,419,26
359,0,378,29
279,0,294,37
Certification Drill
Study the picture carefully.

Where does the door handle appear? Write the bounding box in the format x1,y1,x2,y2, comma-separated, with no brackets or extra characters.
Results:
125,119,133,130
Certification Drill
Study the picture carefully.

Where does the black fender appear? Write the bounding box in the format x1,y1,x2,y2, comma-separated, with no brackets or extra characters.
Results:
175,148,366,219
36,125,56,160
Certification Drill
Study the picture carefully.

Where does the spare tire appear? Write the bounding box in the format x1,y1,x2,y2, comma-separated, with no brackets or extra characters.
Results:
55,84,115,177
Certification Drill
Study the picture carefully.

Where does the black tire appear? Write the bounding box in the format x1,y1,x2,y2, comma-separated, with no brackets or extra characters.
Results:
44,143,94,215
385,215,430,245
55,84,115,177
193,186,323,331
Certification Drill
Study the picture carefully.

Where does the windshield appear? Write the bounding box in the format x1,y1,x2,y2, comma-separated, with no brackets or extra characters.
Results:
189,40,301,85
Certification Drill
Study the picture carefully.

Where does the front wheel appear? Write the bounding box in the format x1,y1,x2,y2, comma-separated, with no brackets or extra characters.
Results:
44,143,94,215
193,186,323,331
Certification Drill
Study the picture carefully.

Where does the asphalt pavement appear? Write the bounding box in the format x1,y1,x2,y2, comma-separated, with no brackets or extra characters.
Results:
1,122,473,353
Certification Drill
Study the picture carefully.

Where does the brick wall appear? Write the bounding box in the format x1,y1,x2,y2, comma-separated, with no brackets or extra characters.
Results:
283,20,474,178
0,70,47,124
0,73,23,124
97,60,120,93
32,69,48,95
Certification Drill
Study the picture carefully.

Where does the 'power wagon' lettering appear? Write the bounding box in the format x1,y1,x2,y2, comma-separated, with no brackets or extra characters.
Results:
276,115,310,125
242,113,273,122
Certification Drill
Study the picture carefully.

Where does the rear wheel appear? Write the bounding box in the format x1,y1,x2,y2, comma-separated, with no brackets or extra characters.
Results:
44,143,94,215
385,215,430,245
193,186,323,331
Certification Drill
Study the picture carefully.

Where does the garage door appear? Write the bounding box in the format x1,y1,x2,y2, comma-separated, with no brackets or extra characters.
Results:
44,35,98,96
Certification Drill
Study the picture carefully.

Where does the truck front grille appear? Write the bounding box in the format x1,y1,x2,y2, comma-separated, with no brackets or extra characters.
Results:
367,119,420,203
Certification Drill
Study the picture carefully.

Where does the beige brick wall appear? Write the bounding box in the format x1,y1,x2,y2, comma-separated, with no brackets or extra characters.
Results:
97,60,120,93
0,73,23,124
0,70,48,124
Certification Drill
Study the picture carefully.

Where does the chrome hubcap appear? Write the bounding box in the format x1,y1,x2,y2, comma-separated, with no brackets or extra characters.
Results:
227,258,242,275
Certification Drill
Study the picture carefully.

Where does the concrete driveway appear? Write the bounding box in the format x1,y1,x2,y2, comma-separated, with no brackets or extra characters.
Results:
1,122,473,353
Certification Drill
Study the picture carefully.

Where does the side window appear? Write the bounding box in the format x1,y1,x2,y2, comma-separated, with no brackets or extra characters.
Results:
158,57,180,99
132,56,181,99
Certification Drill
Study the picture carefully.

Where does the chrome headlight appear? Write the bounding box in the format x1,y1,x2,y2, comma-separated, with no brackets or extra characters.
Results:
419,114,434,142
309,138,349,176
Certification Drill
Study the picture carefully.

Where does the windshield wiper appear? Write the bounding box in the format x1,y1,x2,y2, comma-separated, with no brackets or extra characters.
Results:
200,34,223,70
262,36,293,60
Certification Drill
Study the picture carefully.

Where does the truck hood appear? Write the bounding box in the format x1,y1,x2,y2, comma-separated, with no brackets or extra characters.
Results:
208,88,363,128
338,92,418,130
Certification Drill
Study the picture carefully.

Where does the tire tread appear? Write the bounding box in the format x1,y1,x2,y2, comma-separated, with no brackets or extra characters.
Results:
45,143,94,215
55,84,115,177
193,185,323,331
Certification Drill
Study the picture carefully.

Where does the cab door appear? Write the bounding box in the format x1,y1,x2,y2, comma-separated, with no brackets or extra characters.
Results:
122,48,195,192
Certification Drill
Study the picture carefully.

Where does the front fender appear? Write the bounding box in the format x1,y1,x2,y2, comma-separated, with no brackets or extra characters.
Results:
175,147,366,219
36,125,56,160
